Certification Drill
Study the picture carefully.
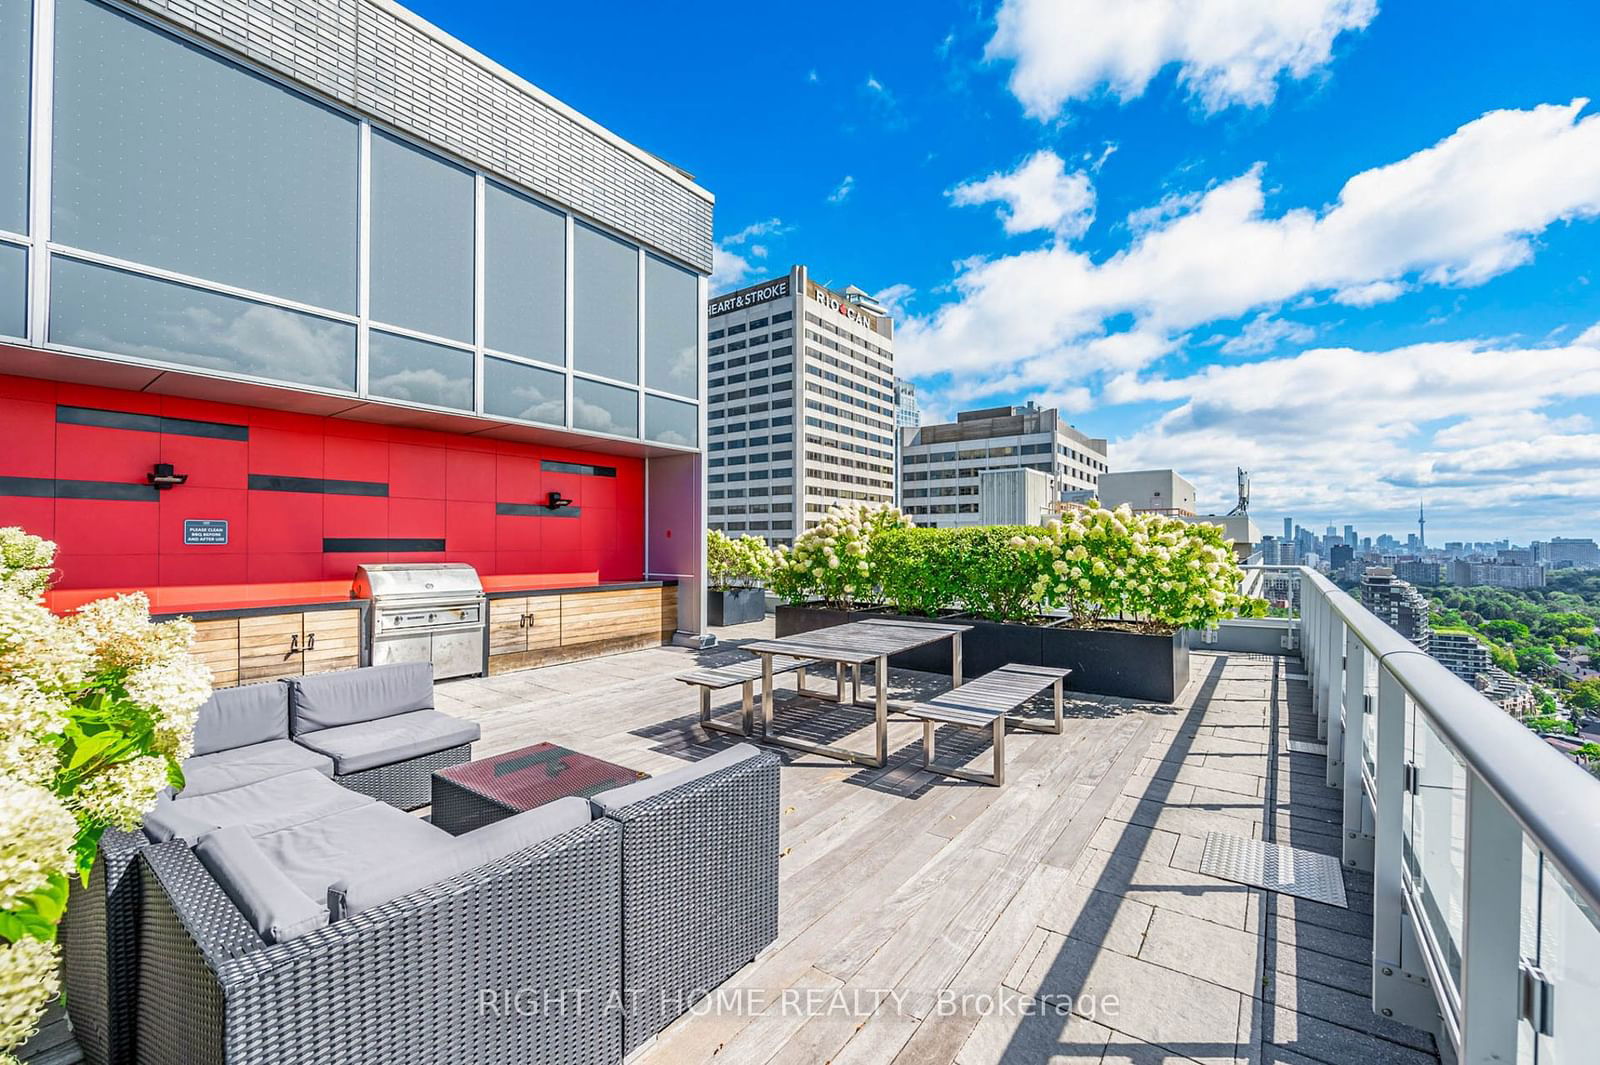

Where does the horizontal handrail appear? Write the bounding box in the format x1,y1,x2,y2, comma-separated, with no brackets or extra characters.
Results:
1285,566,1600,915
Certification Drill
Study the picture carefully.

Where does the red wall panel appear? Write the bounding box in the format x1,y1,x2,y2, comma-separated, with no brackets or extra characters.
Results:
0,373,647,590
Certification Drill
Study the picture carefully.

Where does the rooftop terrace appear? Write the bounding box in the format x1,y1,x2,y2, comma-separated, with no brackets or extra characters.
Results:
418,616,1436,1065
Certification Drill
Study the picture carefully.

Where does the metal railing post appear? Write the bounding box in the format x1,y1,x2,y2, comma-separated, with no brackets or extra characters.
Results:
1342,628,1373,870
1371,658,1437,1032
1320,598,1340,743
1457,770,1523,1064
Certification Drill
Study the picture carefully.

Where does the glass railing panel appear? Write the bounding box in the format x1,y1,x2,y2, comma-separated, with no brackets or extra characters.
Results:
1534,857,1600,1063
1520,841,1541,1065
1405,711,1466,993
1362,651,1379,778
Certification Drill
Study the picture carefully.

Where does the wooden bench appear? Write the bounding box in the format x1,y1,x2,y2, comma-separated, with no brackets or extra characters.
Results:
676,655,834,737
902,664,1072,786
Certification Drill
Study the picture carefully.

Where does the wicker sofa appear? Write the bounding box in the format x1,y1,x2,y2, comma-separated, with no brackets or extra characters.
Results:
60,665,780,1065
129,744,778,1064
61,663,480,1065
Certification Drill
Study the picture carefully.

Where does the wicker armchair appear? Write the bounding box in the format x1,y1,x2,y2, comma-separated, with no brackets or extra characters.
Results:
58,828,148,1065
133,819,623,1065
593,745,782,1053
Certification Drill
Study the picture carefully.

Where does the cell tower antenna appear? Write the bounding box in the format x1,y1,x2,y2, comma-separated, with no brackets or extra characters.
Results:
1227,468,1251,516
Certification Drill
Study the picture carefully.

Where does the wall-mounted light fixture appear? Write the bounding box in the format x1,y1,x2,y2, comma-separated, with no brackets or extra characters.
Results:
544,490,573,511
147,463,188,490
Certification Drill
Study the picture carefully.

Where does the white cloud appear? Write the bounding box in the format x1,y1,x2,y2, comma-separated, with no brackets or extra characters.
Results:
1576,321,1600,346
987,0,1378,119
1213,312,1316,356
950,151,1097,240
873,283,916,318
866,75,886,93
1106,334,1600,527
710,217,788,291
1332,279,1411,306
898,100,1600,390
828,175,856,204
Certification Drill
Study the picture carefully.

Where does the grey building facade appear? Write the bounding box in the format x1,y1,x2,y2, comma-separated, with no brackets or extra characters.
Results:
706,266,896,543
899,403,1107,528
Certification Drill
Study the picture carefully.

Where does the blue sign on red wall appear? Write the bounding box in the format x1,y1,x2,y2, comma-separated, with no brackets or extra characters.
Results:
183,520,229,545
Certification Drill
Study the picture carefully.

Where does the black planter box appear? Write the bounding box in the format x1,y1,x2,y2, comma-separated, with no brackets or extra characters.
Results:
708,587,767,627
773,603,1188,702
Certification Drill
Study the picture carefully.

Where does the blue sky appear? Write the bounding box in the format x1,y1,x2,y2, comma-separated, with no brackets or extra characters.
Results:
406,0,1600,543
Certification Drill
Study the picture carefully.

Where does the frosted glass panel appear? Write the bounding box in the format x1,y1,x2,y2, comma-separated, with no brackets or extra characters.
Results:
50,255,355,390
369,131,474,342
645,393,697,447
572,376,637,438
368,329,473,411
644,254,697,398
484,182,564,365
484,356,564,426
52,0,358,310
0,0,29,235
0,242,23,338
573,223,637,383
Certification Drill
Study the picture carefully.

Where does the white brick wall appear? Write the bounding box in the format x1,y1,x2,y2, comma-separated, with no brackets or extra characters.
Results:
127,0,713,273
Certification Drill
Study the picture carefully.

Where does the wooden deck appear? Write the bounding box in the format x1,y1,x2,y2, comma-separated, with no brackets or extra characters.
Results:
433,617,1439,1065
19,616,1439,1065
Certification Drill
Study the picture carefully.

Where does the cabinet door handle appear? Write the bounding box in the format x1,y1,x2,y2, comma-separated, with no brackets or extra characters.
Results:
287,633,299,658
306,632,316,652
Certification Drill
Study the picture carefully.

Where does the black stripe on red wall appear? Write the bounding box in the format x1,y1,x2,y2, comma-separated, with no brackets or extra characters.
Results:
0,475,159,502
249,474,389,497
323,537,445,553
56,405,250,441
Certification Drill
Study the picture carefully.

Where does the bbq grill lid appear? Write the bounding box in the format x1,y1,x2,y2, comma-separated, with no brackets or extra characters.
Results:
353,563,484,600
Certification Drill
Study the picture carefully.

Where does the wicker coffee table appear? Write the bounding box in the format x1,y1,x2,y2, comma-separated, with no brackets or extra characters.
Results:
431,742,649,835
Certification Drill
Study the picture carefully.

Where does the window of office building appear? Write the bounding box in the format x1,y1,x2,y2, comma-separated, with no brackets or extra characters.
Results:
484,181,564,365
484,356,564,426
368,329,472,411
2,0,28,236
52,0,358,312
573,375,638,437
573,222,638,383
645,254,697,398
646,393,698,448
369,131,474,341
0,242,24,338
49,256,356,388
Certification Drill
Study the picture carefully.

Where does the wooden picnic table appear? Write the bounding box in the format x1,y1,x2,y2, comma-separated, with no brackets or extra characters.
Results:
739,618,972,767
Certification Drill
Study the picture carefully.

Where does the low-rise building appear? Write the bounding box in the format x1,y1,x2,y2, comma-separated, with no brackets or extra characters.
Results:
899,403,1107,528
1096,469,1197,517
1450,560,1546,589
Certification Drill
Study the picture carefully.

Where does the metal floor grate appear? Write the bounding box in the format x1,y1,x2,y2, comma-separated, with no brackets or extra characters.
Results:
1285,739,1328,756
1198,832,1347,907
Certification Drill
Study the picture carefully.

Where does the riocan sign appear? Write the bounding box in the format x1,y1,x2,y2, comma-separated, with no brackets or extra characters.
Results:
708,277,790,315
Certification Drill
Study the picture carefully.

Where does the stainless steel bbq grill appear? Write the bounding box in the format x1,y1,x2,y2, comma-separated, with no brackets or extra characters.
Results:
353,563,487,680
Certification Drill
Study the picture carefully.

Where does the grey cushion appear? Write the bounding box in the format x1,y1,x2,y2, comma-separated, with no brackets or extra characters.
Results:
194,826,328,944
294,710,480,775
590,743,764,816
190,682,290,756
165,768,373,840
327,797,592,920
252,802,453,913
143,795,223,845
179,739,334,798
288,663,434,735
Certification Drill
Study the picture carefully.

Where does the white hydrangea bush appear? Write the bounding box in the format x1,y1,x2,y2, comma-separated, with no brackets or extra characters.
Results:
1028,503,1258,631
767,503,913,609
0,528,212,1054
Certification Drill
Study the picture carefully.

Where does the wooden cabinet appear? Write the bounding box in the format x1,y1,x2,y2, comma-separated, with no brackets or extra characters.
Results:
487,585,677,675
487,596,561,671
193,607,363,688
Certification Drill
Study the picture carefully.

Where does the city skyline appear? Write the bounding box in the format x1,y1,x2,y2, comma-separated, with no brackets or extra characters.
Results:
399,0,1600,540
